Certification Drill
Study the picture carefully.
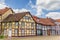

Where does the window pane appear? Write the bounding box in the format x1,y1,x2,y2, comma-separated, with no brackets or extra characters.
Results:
24,16,30,20
37,30,41,34
21,22,25,27
15,29,18,34
31,30,34,34
43,30,47,35
4,23,7,27
15,22,18,26
9,23,12,27
4,29,7,36
26,22,30,27
37,26,42,29
21,29,25,34
14,29,18,36
51,30,55,35
52,27,55,30
58,30,60,35
31,23,34,27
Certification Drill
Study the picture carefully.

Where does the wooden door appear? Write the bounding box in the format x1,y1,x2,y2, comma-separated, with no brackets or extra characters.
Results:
47,29,51,36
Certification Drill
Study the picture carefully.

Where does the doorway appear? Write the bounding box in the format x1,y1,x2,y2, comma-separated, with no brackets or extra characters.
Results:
4,29,7,36
47,29,51,36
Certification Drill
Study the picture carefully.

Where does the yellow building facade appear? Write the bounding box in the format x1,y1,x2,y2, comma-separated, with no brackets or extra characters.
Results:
0,7,13,34
2,12,36,37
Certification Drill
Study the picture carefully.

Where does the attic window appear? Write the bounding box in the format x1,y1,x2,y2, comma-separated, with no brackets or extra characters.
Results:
24,16,30,20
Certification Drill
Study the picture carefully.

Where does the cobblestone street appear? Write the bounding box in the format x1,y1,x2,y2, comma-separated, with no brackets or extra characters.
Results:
1,36,60,40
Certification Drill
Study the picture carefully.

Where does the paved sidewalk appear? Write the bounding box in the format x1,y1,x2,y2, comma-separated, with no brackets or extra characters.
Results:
1,36,60,40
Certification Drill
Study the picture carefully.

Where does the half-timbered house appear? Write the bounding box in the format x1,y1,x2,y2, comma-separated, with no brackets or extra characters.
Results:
0,7,14,34
33,16,56,36
2,12,36,37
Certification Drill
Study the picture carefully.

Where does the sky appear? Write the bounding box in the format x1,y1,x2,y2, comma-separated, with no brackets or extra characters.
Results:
0,0,60,19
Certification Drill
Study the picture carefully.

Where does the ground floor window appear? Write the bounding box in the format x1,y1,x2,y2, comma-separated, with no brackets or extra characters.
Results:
20,29,35,36
51,30,56,35
57,30,60,35
42,30,47,36
11,29,35,36
14,29,18,36
12,29,18,36
31,30,35,35
21,29,25,36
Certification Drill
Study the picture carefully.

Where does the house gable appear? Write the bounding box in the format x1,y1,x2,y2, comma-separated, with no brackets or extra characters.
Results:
20,13,35,22
0,7,14,22
2,9,13,20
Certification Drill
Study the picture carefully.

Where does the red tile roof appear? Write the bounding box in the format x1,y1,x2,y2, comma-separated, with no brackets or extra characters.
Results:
55,19,60,22
39,18,55,26
32,16,40,23
0,7,13,15
33,16,55,26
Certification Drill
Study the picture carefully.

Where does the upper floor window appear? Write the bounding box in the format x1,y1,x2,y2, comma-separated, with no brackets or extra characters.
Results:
47,26,51,29
23,16,31,20
3,23,7,27
15,22,19,26
26,22,30,27
42,26,45,30
37,24,42,29
21,22,25,27
31,22,34,27
52,27,55,30
9,23,12,27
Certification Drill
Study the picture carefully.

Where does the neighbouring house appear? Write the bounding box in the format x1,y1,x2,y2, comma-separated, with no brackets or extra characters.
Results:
2,12,36,37
55,19,60,35
33,16,56,36
0,7,14,34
